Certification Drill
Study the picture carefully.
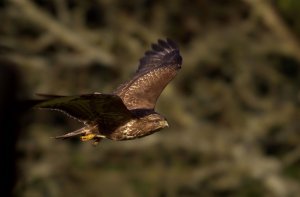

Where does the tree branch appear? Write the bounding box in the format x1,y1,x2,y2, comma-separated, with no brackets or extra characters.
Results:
10,0,115,66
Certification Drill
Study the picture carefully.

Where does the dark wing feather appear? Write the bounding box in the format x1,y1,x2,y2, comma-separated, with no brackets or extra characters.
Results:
36,93,66,98
35,94,133,127
114,39,182,110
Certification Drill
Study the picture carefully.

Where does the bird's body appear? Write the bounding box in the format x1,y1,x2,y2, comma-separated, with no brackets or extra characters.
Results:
106,112,167,140
35,39,182,145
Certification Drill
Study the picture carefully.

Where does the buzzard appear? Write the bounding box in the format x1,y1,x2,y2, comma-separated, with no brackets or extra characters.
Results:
35,39,182,145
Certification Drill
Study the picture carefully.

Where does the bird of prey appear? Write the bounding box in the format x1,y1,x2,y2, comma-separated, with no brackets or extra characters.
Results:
35,39,182,145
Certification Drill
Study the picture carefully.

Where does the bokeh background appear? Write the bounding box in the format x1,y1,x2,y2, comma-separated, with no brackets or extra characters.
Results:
1,0,300,196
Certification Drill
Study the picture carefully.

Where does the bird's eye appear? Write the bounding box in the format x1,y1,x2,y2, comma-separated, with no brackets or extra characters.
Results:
155,120,160,123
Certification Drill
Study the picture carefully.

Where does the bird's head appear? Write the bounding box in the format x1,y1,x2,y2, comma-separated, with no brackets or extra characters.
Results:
145,113,169,131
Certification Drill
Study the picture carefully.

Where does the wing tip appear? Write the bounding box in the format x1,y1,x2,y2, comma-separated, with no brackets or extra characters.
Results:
152,38,178,51
139,38,182,69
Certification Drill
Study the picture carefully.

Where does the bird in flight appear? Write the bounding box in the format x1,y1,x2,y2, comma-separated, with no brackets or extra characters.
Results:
35,39,182,145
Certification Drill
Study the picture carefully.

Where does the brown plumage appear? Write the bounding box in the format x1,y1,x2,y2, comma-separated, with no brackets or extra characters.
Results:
35,39,182,145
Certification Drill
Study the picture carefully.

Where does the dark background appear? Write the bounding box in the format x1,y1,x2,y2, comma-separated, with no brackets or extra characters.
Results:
1,0,300,196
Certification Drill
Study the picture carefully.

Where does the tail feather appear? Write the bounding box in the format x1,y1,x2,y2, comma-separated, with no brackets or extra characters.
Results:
54,127,88,139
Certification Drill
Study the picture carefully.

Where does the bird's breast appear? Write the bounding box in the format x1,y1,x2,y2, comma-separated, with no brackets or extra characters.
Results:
106,118,159,141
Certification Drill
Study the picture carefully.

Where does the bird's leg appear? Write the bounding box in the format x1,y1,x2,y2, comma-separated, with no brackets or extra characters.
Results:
79,125,98,141
54,124,104,145
80,126,106,144
81,133,105,141
54,124,99,142
80,133,96,141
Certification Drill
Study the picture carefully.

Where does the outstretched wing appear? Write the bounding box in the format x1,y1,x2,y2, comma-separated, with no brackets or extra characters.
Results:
114,39,182,110
35,94,133,128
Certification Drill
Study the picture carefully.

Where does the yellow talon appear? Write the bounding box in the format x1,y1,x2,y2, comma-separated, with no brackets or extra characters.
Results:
80,133,96,141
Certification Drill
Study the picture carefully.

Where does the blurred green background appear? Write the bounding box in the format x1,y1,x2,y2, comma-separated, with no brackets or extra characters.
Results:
1,0,300,196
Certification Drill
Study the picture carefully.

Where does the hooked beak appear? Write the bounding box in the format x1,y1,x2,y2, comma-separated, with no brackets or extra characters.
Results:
160,120,169,128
